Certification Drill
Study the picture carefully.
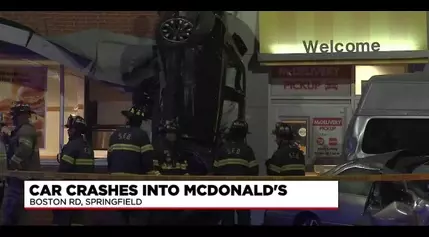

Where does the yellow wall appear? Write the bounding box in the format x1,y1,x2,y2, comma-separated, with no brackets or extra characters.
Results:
259,11,428,54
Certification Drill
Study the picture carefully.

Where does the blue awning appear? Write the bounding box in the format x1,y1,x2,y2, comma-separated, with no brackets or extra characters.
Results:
0,41,92,69
0,42,48,60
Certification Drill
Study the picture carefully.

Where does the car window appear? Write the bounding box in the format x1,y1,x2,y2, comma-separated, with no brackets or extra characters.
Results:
338,168,380,196
362,118,429,155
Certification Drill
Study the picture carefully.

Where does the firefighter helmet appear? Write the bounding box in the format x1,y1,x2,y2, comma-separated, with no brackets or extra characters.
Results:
229,119,249,137
121,105,146,120
9,101,34,117
272,122,294,140
65,114,87,133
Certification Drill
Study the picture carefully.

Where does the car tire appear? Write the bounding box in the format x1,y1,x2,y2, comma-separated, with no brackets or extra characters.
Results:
293,213,321,226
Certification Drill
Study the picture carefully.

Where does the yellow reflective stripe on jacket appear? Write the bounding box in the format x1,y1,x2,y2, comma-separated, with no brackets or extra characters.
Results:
141,144,153,153
11,155,22,164
268,164,305,173
147,170,161,176
61,155,75,164
61,155,94,166
248,160,258,168
75,159,94,166
19,138,33,148
213,158,255,168
108,144,141,153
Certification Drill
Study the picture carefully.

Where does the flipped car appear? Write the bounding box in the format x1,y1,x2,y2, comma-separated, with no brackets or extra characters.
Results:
264,150,429,226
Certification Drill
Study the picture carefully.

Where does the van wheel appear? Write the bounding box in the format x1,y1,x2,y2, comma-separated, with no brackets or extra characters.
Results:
293,212,321,226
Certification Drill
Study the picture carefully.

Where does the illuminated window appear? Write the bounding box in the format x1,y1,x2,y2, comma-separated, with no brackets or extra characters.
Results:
354,65,406,95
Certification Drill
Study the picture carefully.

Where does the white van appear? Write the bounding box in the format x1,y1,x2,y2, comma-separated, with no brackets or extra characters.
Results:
343,72,429,161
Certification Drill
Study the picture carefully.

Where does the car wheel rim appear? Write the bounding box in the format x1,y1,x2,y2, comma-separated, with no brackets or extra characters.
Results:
302,219,319,226
160,17,194,43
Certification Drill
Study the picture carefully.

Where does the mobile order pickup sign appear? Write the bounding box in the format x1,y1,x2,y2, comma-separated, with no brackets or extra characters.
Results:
24,181,338,210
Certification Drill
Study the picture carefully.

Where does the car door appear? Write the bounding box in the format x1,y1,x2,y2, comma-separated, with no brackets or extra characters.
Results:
320,167,380,226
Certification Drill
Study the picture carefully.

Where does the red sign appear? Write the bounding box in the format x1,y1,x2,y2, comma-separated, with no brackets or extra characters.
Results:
313,118,343,126
271,65,353,79
329,138,338,146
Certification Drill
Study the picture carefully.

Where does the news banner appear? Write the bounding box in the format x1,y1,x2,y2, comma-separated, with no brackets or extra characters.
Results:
24,181,339,210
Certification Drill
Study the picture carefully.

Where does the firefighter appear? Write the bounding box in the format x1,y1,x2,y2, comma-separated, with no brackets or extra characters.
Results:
153,119,189,175
213,119,258,225
53,114,94,226
2,102,41,225
0,113,8,207
149,119,190,225
107,105,157,225
266,122,305,176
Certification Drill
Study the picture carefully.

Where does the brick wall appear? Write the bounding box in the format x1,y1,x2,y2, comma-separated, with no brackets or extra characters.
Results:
0,12,159,225
0,11,159,38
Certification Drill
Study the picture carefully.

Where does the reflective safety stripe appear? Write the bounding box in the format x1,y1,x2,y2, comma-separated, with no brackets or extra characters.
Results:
141,144,153,153
19,138,33,148
75,159,94,166
248,160,258,168
61,155,94,166
213,158,257,168
61,155,75,164
11,155,22,164
0,153,6,160
147,170,161,176
108,144,141,153
268,164,305,173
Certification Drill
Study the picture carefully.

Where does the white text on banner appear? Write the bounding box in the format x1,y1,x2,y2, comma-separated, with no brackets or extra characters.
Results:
24,180,339,210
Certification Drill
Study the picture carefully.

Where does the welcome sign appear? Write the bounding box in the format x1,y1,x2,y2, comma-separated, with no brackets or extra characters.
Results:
259,11,427,54
303,40,381,53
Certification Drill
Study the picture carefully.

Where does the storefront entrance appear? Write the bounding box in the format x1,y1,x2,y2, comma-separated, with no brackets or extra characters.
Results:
269,100,352,166
258,11,429,167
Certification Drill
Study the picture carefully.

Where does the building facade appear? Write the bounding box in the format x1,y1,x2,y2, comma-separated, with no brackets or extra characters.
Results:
0,11,427,169
243,11,429,170
0,11,158,159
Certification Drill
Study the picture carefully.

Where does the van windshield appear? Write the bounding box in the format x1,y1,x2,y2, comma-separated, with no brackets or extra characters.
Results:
362,118,429,155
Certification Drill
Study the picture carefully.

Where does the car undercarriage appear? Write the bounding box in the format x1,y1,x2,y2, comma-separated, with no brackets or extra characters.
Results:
131,11,248,173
